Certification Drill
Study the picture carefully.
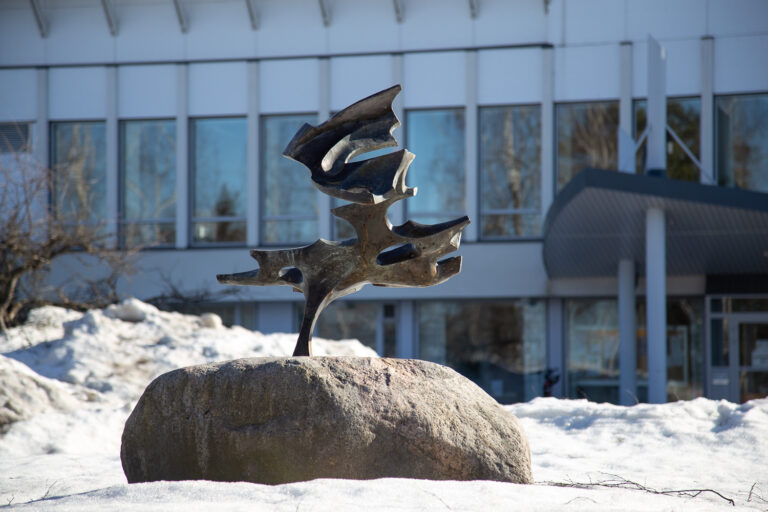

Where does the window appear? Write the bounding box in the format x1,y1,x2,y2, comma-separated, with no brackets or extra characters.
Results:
566,297,703,404
261,114,318,244
479,105,541,238
51,122,107,223
0,122,31,154
405,109,465,224
121,120,176,246
716,93,768,193
191,118,247,244
418,299,546,403
556,101,619,191
634,97,701,181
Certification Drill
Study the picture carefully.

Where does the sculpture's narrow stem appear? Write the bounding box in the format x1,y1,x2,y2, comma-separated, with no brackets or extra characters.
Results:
293,293,325,357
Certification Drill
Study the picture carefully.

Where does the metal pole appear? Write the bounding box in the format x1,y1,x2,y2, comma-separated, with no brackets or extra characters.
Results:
646,208,667,403
618,258,637,405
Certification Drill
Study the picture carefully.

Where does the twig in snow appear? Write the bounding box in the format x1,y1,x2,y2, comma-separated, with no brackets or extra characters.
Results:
543,474,735,507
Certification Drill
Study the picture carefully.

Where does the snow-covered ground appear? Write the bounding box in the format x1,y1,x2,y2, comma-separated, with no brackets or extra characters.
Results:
1,299,766,511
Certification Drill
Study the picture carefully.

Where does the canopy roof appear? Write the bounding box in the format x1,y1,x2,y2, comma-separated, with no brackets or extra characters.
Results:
542,168,768,278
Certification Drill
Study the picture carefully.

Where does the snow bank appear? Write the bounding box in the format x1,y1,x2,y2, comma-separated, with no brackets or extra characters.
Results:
1,298,766,511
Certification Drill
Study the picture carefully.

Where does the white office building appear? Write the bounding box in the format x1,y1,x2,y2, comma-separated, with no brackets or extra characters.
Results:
1,0,767,404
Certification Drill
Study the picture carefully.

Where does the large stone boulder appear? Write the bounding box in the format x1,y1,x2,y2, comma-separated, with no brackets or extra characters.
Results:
121,357,532,485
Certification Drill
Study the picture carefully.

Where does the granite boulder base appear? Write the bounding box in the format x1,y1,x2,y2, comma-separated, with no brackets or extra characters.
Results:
120,357,533,485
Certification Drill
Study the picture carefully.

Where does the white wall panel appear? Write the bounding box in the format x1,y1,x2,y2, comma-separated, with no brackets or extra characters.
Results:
327,0,398,55
118,65,176,118
714,35,768,94
115,3,185,62
708,0,768,37
632,39,701,97
564,0,625,44
625,0,705,42
0,69,37,121
474,0,547,46
256,0,327,57
49,67,107,120
403,52,465,108
400,0,472,50
0,6,45,65
259,59,319,113
45,3,115,64
185,1,256,60
330,56,394,111
478,48,542,105
189,62,248,116
554,45,620,101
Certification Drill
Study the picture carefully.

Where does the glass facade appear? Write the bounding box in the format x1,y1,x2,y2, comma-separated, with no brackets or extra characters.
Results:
51,121,107,222
121,119,176,246
566,297,704,403
261,114,318,244
418,300,546,403
479,105,541,238
191,117,247,244
405,109,465,224
716,93,768,193
556,101,619,191
634,97,701,181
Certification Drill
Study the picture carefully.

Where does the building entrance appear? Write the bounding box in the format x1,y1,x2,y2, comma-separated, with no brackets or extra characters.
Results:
709,298,768,403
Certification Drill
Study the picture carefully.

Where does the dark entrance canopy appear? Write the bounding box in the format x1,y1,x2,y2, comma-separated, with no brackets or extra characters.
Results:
543,168,768,278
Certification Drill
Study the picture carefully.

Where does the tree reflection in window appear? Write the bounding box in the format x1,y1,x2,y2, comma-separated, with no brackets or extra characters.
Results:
716,93,768,193
261,114,318,244
479,105,541,238
191,117,246,244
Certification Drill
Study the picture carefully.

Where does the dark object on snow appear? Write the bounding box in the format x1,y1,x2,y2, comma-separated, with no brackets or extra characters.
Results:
543,368,560,397
120,357,533,485
216,86,469,356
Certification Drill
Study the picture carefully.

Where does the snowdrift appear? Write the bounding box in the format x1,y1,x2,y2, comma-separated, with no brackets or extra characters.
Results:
1,299,766,511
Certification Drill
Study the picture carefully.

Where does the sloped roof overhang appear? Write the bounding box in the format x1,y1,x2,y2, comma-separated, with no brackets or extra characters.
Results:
542,168,768,278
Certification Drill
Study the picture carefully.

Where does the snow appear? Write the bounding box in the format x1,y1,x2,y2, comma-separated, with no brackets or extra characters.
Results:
1,299,767,511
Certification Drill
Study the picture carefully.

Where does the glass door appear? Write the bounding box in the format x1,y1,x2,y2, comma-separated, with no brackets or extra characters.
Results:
732,319,768,402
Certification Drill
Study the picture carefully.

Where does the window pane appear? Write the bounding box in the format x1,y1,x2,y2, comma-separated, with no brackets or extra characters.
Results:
405,109,465,222
51,122,107,222
479,105,541,238
0,122,31,153
123,222,175,247
261,114,317,244
556,101,619,190
122,120,176,245
192,117,247,243
192,221,246,244
634,97,700,181
314,301,380,352
716,93,768,193
418,300,546,403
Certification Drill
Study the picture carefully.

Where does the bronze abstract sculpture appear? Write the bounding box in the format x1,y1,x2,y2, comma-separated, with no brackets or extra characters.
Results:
217,85,469,356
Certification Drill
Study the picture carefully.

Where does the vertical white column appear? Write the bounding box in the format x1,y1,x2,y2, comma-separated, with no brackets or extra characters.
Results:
541,46,554,214
396,300,416,358
618,42,634,173
391,53,405,225
464,50,479,241
35,67,48,175
546,298,564,397
246,61,260,246
700,36,714,184
105,65,119,245
317,57,332,240
646,208,667,403
175,64,189,249
646,36,667,174
618,258,637,405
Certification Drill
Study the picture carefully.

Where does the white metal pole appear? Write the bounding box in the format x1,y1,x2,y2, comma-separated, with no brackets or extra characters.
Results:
646,36,667,174
175,63,189,249
618,258,637,405
246,61,260,247
646,208,667,403
700,36,714,184
618,41,634,173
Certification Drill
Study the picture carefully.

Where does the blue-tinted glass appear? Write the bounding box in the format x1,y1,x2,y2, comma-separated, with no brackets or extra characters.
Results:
261,115,317,244
716,93,768,193
479,105,541,238
418,300,546,403
556,101,619,190
122,120,176,221
52,122,107,222
405,109,465,221
634,97,700,181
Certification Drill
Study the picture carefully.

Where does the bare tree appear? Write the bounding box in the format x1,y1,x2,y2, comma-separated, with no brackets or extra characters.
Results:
0,133,135,333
